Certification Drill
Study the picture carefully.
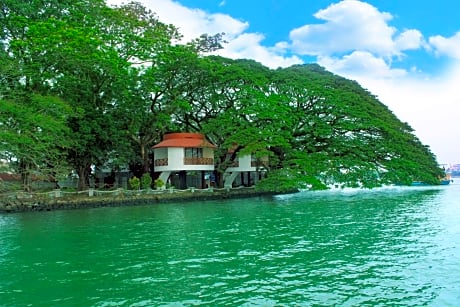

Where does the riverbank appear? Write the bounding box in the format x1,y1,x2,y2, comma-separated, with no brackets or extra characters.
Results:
0,187,288,213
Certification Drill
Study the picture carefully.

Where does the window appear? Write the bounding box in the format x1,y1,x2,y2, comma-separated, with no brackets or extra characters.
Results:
185,148,203,158
184,148,212,165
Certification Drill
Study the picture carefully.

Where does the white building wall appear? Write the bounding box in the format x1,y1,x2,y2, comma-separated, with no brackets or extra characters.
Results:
182,165,215,171
225,154,256,172
154,147,214,172
154,147,182,172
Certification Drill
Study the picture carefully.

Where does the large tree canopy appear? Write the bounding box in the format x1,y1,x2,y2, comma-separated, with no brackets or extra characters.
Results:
1,0,181,190
260,65,443,190
0,1,444,192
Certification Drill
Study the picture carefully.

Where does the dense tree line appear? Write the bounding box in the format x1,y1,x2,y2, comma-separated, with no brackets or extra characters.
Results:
0,0,444,192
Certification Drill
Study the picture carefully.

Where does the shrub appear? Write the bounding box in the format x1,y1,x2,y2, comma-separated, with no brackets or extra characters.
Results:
141,173,152,189
128,176,140,190
154,178,165,189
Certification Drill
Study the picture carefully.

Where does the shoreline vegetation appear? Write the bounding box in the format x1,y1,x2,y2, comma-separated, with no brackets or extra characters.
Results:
0,187,289,214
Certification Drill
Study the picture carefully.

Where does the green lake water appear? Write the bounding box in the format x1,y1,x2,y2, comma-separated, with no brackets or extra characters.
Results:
1,183,460,306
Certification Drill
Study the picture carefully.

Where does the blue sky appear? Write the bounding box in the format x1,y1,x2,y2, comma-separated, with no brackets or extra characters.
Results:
109,0,460,164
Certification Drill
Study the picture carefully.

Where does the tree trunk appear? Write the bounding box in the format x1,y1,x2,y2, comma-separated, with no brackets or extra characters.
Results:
77,164,91,191
140,143,150,174
20,159,32,192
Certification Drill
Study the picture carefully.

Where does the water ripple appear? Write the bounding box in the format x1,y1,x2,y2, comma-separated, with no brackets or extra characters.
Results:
1,187,460,305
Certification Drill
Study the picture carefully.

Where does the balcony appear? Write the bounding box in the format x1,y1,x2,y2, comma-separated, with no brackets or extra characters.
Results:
184,157,214,165
154,158,168,166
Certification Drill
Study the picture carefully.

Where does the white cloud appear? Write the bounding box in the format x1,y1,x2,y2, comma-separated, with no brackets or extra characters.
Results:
289,0,404,57
395,29,425,51
349,61,460,163
215,33,303,69
318,51,407,79
429,31,460,59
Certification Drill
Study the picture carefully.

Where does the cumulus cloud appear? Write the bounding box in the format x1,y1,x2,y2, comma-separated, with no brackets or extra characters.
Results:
429,32,460,59
395,29,426,51
283,0,459,162
216,33,303,69
318,51,407,79
290,0,402,57
288,0,428,80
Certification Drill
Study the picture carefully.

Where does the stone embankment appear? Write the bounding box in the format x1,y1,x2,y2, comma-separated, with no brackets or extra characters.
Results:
0,188,282,213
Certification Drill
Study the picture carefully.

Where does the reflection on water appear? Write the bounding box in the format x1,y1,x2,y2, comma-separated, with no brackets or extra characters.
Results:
1,185,460,305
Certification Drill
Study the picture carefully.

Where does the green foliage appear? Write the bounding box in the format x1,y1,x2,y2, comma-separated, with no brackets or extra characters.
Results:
262,64,443,188
154,178,165,189
0,94,74,190
0,0,181,190
128,176,140,190
255,168,327,193
141,173,152,189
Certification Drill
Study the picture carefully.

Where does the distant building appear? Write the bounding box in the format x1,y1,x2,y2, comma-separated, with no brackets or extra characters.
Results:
447,164,460,177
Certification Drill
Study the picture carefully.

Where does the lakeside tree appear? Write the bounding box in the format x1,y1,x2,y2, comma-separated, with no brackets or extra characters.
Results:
164,57,443,190
159,55,282,185
1,0,182,190
256,65,444,190
0,95,74,191
116,45,191,178
106,2,182,178
0,0,78,190
199,58,292,185
25,1,131,190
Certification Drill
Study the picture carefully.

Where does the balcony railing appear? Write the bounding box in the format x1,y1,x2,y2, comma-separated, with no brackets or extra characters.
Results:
154,158,168,166
184,157,214,165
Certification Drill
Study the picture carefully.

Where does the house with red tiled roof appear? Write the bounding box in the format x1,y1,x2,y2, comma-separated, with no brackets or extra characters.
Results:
152,133,217,189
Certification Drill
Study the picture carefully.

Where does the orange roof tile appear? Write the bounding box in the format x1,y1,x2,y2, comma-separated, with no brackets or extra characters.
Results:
153,133,217,149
